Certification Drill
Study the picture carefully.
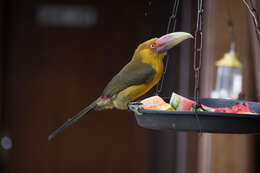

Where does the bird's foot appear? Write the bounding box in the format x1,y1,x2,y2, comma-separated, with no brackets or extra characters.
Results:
128,102,143,115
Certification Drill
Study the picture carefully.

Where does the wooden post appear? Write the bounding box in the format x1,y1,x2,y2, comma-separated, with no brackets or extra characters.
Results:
248,1,260,100
199,0,255,173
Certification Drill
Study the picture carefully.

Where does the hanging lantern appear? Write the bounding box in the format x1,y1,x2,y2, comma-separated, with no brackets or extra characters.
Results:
211,45,243,99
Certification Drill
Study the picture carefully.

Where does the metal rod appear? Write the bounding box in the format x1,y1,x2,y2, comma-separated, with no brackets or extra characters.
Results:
242,0,260,43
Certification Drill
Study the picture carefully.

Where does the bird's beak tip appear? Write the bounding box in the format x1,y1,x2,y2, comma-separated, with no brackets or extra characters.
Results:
189,34,194,39
181,32,194,39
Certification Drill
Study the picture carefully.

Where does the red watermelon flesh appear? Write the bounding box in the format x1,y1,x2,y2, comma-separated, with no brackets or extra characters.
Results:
214,102,251,113
170,92,254,114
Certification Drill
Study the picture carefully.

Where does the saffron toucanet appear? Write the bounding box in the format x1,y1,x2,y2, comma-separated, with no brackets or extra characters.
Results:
48,32,193,140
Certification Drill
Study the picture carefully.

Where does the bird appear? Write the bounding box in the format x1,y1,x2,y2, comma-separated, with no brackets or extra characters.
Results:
48,32,193,140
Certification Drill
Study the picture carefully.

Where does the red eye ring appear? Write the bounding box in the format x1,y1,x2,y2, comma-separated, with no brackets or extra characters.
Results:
149,43,156,49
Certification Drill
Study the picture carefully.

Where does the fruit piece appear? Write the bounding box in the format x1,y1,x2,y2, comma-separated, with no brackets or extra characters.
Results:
170,93,194,110
214,102,251,113
170,92,214,111
232,102,250,112
170,92,254,114
141,96,173,110
214,107,234,113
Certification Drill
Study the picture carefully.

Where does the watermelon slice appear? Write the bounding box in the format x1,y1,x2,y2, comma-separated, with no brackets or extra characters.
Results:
170,92,213,111
170,92,254,114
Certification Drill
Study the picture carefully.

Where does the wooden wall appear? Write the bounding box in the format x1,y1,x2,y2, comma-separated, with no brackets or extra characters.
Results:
199,0,259,173
0,0,200,173
1,0,158,173
4,0,258,173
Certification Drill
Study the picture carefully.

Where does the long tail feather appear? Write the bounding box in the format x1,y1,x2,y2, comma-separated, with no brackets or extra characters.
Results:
48,99,98,140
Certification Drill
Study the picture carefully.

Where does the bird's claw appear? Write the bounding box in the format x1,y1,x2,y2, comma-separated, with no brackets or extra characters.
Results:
128,102,143,115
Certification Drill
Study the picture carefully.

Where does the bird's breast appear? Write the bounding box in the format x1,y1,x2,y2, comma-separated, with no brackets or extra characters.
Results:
146,57,164,87
129,57,164,100
115,55,164,105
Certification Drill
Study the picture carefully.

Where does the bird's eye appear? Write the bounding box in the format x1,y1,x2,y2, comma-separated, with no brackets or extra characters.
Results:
150,43,156,49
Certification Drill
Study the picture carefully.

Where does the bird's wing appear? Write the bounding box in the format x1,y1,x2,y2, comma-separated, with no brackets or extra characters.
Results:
101,61,155,98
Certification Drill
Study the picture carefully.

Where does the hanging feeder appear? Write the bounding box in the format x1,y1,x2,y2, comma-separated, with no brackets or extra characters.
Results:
129,0,260,134
129,98,260,133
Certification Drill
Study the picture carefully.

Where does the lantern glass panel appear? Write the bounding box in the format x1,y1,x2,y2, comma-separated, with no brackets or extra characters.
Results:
215,66,242,99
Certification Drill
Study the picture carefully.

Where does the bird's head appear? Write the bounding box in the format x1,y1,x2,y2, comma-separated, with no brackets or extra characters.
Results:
134,32,193,60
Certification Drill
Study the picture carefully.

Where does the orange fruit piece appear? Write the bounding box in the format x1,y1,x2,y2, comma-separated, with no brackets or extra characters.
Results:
141,96,173,110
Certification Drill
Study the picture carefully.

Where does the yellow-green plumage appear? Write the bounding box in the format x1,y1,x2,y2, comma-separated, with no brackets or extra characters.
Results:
48,32,193,140
98,38,165,110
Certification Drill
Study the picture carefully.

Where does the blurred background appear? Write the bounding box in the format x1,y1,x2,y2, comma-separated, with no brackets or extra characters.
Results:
0,0,260,173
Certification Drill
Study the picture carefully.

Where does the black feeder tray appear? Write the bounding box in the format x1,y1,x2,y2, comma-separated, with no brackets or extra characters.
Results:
128,98,260,134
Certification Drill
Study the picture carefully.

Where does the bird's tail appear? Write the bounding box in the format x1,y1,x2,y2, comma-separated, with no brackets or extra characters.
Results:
48,99,98,140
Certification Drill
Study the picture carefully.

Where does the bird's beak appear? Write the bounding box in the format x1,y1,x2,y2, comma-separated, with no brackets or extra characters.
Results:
155,32,193,53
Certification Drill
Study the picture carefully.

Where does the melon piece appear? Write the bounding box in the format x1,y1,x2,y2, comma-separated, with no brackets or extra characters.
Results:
170,93,194,110
170,92,213,111
214,102,252,114
141,96,173,110
170,92,254,114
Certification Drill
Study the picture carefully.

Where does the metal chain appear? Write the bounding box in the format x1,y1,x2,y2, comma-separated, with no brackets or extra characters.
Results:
155,0,180,95
193,0,204,108
192,0,204,133
226,0,236,49
243,0,260,43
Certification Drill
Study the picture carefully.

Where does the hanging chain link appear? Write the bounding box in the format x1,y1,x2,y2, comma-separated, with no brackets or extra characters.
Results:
226,0,236,48
193,0,204,108
155,0,180,95
243,0,260,43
